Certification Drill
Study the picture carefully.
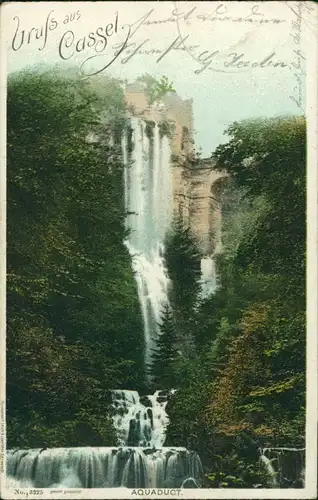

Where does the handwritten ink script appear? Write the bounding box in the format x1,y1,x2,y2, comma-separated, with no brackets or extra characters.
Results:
287,1,313,111
113,34,288,76
127,4,287,26
10,3,302,78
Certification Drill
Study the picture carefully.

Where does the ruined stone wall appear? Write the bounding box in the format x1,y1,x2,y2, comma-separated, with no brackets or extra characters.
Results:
125,86,194,156
171,160,225,255
186,165,224,254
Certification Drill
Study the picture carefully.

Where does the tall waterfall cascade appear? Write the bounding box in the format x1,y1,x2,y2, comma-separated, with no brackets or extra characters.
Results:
122,117,173,375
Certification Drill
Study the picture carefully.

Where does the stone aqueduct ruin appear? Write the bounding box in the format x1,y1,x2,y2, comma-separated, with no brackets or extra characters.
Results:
125,82,226,257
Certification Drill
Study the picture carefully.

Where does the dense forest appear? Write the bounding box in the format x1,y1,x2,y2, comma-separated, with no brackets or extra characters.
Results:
7,69,145,448
7,69,306,487
164,116,306,487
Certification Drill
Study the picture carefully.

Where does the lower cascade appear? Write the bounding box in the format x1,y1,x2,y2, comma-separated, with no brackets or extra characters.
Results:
6,390,203,489
112,390,171,448
7,447,203,489
259,447,305,488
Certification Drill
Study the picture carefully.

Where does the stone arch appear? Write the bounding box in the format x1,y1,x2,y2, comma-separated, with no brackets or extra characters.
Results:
210,173,228,200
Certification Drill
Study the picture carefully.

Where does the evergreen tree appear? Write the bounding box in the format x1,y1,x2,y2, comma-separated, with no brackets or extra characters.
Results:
165,218,202,305
165,219,201,317
150,304,177,389
165,217,202,348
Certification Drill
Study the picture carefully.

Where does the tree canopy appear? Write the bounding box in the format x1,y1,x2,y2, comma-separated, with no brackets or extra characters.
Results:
7,69,145,447
165,115,306,487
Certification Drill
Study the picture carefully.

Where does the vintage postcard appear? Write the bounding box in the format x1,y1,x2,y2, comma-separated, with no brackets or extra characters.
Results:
0,1,317,499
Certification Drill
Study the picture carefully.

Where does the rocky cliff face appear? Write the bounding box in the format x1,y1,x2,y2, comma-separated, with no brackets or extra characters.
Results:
125,85,225,256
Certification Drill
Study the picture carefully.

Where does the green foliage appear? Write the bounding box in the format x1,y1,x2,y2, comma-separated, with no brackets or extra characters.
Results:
158,120,176,139
136,74,176,105
165,217,202,314
150,305,178,389
213,116,306,279
219,180,270,263
165,115,306,485
165,364,211,450
204,452,270,488
7,69,145,447
164,217,203,358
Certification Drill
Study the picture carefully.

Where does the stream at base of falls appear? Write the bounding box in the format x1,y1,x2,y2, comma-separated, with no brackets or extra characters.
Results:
7,447,203,489
6,390,305,489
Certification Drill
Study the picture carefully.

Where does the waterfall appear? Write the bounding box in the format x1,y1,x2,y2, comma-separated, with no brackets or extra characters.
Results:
259,447,305,487
259,453,278,487
123,117,173,376
200,256,217,297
